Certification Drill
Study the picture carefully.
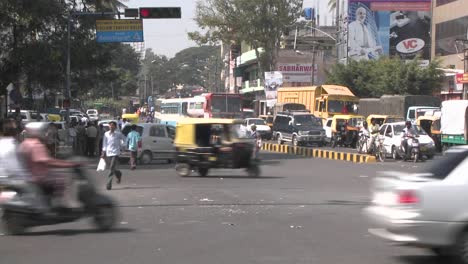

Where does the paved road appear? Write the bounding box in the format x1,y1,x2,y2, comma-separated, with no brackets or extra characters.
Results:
0,152,443,264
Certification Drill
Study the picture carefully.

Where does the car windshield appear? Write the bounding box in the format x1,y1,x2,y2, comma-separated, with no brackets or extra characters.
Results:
88,110,97,115
294,115,320,126
394,124,427,135
249,119,266,125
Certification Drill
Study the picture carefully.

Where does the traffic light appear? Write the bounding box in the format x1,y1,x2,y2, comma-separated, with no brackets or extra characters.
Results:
139,7,181,19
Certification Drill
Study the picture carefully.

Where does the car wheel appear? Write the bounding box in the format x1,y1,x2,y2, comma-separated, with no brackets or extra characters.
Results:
392,146,399,160
292,135,298,147
140,151,152,165
93,204,117,231
277,134,283,145
2,211,26,235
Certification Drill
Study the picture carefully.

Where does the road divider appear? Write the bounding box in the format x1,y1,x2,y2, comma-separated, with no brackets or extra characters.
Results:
261,143,376,163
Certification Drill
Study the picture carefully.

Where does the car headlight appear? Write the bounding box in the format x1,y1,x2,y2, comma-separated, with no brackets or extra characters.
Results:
298,131,307,136
428,141,434,147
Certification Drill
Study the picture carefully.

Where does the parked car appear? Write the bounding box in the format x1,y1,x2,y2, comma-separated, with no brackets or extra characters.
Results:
273,111,325,147
120,123,175,165
7,110,45,125
363,146,468,262
379,121,436,159
242,118,272,140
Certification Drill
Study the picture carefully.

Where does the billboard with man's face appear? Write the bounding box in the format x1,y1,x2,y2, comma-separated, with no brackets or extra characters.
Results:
347,0,431,63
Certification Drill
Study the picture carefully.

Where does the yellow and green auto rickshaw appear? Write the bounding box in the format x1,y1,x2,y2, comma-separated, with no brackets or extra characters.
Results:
122,113,140,124
366,114,405,126
330,114,365,148
417,115,442,152
174,118,260,177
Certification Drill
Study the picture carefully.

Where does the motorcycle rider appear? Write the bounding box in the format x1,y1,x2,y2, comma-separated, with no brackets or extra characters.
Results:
19,122,81,209
401,121,418,157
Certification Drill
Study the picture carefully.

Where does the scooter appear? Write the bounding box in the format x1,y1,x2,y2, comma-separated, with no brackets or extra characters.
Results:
0,166,118,235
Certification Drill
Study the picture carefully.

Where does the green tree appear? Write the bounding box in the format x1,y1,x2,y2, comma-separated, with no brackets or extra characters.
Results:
325,57,444,98
189,0,302,77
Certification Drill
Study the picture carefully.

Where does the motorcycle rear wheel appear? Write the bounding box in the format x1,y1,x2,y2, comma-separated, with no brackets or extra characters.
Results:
93,204,117,231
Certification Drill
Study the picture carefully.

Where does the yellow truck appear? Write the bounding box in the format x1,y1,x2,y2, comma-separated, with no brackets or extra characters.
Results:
276,85,359,120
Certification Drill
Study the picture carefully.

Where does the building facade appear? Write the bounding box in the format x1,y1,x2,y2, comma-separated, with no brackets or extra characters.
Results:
432,0,468,100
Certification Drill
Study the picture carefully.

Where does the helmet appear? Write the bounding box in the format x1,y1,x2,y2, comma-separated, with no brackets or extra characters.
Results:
25,122,49,138
251,124,257,131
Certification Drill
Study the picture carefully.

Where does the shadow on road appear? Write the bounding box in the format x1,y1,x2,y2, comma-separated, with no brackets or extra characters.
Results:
21,227,135,237
190,175,284,179
395,255,453,264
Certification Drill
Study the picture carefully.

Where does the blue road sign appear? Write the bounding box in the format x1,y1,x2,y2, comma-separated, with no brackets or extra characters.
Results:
96,31,143,43
96,20,144,43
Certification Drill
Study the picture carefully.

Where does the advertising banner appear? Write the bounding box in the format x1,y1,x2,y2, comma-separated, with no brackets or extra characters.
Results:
278,63,314,83
456,73,468,84
348,0,431,63
264,71,283,107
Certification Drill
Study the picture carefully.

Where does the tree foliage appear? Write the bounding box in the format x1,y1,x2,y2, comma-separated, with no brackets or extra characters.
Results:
0,0,139,110
189,0,303,76
325,57,444,98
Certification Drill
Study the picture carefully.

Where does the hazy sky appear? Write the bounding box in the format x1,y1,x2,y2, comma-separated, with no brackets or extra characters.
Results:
125,0,332,58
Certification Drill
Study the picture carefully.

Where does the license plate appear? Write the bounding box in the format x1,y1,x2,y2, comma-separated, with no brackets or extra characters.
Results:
420,146,427,151
209,157,217,161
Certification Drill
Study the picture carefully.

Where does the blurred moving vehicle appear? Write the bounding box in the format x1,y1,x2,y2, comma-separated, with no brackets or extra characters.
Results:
363,146,468,262
174,118,260,177
0,166,118,235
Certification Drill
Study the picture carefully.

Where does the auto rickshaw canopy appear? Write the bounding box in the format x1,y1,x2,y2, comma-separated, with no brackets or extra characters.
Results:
366,114,404,126
174,118,245,147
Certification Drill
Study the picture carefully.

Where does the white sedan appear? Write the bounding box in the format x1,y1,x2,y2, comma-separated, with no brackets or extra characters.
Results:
242,118,272,140
378,122,436,159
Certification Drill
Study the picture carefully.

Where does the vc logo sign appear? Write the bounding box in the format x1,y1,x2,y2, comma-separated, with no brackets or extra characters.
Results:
396,38,425,54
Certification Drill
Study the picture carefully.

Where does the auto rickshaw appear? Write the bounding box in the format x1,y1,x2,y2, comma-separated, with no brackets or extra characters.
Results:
366,114,404,126
417,115,442,152
47,114,62,122
174,118,260,177
330,115,365,148
122,113,139,124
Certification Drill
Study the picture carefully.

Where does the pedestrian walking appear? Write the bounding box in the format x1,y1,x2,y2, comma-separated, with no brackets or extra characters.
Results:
101,121,125,190
126,124,141,170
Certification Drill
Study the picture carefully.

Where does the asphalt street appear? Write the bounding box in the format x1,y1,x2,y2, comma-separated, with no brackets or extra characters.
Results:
0,152,445,264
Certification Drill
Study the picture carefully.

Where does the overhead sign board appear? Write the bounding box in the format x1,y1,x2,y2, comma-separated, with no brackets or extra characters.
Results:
456,73,468,84
96,19,143,43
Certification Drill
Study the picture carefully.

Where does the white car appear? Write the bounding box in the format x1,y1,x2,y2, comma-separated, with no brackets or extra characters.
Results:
86,109,99,121
363,146,468,261
243,118,272,140
121,123,175,165
379,121,436,159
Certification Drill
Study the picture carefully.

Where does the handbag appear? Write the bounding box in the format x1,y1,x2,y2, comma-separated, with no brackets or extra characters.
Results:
97,158,106,171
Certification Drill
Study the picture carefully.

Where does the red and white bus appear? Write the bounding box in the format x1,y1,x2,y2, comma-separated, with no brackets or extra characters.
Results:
202,93,243,118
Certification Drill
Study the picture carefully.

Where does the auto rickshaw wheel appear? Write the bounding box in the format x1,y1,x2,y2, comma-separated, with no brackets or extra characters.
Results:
176,163,191,177
247,165,260,177
198,167,209,177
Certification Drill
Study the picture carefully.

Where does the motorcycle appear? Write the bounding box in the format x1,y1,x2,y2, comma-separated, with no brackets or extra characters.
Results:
0,166,118,235
397,135,421,163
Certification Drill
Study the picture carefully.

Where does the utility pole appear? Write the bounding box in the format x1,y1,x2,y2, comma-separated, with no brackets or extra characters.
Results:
311,44,316,85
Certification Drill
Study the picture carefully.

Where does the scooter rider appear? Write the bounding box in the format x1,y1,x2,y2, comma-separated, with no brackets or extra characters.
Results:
19,122,81,209
401,121,417,156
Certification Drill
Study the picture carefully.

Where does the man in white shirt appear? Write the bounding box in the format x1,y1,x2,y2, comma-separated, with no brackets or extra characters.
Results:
101,121,125,190
348,7,382,61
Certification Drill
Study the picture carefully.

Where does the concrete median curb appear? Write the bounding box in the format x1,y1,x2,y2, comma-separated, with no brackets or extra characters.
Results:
261,143,376,163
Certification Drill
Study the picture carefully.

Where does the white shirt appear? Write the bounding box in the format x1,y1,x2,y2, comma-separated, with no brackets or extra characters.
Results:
102,130,125,157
